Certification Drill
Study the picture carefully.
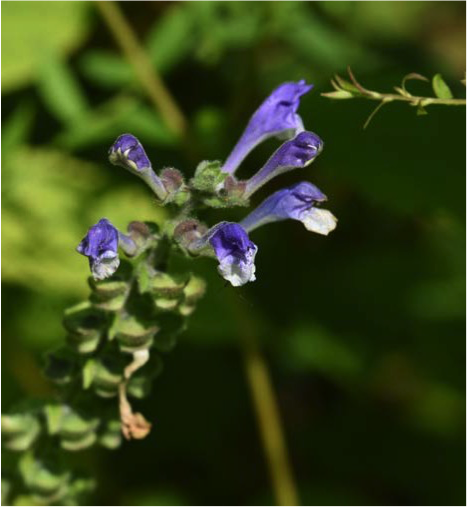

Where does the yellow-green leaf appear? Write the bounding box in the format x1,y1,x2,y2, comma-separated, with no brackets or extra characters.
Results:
432,73,453,100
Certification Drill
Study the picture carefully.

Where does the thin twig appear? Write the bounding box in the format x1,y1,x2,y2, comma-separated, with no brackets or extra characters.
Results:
96,1,187,137
322,67,466,107
363,100,388,130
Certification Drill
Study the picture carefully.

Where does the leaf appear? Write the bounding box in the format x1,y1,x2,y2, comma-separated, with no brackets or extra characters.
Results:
432,73,453,100
321,90,354,99
1,2,90,92
79,51,133,89
37,56,88,125
55,96,176,150
334,74,362,94
282,325,362,382
417,103,428,115
1,102,35,154
401,72,428,92
146,5,195,73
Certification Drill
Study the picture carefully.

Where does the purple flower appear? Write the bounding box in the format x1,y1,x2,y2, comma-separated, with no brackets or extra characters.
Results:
108,134,168,200
109,134,151,171
208,222,258,287
241,181,337,235
244,131,323,198
76,218,120,280
222,80,313,174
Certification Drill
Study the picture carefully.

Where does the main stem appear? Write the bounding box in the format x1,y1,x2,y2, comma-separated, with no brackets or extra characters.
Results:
96,1,187,137
232,296,299,506
242,339,300,506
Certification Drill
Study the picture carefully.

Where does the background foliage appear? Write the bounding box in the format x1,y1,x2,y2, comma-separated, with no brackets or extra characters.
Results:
2,1,465,505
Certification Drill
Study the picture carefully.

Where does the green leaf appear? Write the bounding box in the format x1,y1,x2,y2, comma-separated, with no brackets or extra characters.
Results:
334,74,361,94
55,96,176,150
1,2,90,92
432,73,453,100
1,102,35,154
401,72,428,93
82,359,96,390
79,51,133,89
321,90,353,100
18,452,70,497
417,103,428,115
2,414,41,451
282,325,362,382
37,57,88,125
146,5,195,73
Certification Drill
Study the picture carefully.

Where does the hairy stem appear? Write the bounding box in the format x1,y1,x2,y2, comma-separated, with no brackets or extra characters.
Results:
96,1,187,137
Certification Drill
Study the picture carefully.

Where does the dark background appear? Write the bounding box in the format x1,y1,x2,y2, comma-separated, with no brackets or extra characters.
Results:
2,2,466,505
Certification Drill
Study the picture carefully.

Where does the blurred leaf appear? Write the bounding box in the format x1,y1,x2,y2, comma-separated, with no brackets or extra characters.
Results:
335,2,431,42
282,325,362,382
146,5,195,72
408,213,465,321
432,73,454,99
270,3,378,69
189,2,263,63
416,103,428,115
1,2,90,92
409,383,465,436
37,57,88,125
1,102,35,154
79,50,134,89
55,96,176,150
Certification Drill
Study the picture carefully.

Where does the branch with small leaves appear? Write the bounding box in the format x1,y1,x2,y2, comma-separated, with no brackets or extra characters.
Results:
322,67,466,129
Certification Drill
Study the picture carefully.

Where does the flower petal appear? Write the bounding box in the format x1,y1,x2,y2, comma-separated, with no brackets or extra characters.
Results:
300,208,337,235
222,80,313,174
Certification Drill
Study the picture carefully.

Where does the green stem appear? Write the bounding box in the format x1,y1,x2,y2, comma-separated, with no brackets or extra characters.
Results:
96,1,187,137
232,295,299,506
356,93,466,107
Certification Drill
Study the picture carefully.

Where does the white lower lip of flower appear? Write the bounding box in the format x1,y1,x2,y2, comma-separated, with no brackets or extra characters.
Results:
92,254,120,281
217,247,257,287
300,208,337,235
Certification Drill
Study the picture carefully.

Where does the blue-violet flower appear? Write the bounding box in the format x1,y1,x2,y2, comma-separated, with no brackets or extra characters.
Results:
241,181,337,235
208,222,258,287
244,131,323,197
76,218,120,280
108,134,168,200
222,80,313,174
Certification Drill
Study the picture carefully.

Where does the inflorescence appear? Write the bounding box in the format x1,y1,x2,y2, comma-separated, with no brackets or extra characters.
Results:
78,80,337,287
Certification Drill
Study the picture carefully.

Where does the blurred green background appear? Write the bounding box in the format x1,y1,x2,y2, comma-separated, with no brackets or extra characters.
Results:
2,1,465,505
